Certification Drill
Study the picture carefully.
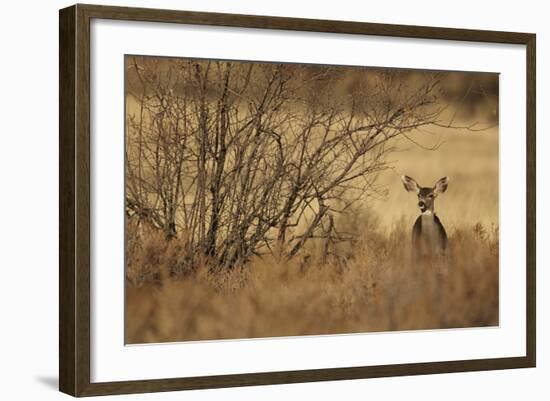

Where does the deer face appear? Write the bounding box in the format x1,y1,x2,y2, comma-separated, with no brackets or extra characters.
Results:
401,176,449,213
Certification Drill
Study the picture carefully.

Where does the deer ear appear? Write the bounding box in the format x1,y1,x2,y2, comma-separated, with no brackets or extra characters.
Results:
401,175,420,193
434,176,449,195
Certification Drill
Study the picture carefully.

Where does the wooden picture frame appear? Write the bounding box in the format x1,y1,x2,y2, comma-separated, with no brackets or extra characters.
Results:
59,3,536,397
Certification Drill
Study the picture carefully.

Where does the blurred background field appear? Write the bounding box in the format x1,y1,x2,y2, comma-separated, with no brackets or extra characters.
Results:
374,125,498,232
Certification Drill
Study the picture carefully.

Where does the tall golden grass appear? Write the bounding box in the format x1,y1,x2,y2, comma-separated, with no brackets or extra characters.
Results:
125,214,498,344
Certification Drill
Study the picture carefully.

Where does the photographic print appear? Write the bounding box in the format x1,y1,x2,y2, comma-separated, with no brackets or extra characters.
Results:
124,55,499,344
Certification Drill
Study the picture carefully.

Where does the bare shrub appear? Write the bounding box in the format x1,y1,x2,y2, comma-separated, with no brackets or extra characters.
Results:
126,57,449,269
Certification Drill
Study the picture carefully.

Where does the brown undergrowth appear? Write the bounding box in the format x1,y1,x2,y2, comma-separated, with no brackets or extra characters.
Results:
125,215,498,344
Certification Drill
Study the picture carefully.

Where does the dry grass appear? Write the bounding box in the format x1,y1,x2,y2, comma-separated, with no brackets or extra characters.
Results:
125,216,498,344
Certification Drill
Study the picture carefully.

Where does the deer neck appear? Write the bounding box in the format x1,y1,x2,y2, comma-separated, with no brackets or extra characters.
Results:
420,210,439,245
421,209,435,217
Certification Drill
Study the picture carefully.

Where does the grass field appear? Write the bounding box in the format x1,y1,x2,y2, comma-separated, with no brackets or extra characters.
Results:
125,125,499,343
126,219,498,343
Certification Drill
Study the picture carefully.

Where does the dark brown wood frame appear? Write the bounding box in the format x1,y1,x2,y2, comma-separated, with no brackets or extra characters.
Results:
59,3,536,397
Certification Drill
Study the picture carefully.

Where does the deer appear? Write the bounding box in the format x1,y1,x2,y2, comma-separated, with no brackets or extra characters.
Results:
401,175,449,261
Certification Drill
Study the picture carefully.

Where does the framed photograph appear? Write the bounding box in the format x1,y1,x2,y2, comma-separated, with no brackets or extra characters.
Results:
59,4,536,397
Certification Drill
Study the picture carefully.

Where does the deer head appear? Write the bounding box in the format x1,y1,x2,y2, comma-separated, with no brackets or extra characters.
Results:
401,176,449,213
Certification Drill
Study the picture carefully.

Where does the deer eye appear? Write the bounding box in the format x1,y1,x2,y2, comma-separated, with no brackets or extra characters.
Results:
428,194,434,199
